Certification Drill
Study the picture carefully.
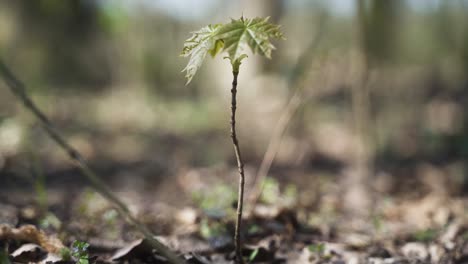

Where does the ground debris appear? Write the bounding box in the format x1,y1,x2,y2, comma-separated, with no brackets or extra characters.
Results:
0,224,64,253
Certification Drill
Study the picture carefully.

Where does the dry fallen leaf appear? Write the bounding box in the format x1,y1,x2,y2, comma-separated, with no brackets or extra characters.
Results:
0,224,65,253
11,243,46,263
110,238,148,261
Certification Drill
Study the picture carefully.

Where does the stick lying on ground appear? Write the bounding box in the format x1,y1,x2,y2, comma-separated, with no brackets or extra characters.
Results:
0,60,186,264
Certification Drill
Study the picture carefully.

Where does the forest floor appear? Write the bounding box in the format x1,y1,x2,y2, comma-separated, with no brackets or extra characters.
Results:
1,157,468,264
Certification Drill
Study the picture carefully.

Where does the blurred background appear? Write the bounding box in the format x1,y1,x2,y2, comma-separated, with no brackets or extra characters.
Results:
0,0,468,243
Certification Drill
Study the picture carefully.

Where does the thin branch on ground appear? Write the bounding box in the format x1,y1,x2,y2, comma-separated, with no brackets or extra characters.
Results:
0,60,186,264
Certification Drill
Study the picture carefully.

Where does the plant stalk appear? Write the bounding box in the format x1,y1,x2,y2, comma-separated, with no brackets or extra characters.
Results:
230,70,245,264
0,60,186,264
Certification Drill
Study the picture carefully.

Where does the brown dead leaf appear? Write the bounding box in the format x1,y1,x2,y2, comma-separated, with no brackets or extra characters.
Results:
110,238,148,261
0,224,65,253
11,243,46,263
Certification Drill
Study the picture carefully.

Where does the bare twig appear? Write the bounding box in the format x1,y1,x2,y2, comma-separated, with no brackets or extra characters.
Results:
230,70,245,264
0,60,186,264
247,15,327,210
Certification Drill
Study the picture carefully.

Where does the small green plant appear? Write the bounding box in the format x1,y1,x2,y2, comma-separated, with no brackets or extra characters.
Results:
308,243,332,261
372,214,384,233
307,243,325,255
191,183,236,216
248,248,259,263
413,228,438,242
199,218,228,239
71,240,90,264
39,212,62,230
181,16,283,263
259,177,297,207
60,247,72,261
247,224,261,235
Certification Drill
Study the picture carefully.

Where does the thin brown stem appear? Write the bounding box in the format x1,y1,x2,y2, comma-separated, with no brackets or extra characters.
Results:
230,70,245,264
0,60,186,264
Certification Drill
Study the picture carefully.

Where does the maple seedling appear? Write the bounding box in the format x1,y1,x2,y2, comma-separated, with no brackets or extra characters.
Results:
181,16,283,263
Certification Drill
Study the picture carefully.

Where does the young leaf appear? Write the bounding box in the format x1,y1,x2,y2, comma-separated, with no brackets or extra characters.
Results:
181,24,222,84
71,241,90,264
225,54,248,73
181,16,284,84
216,16,284,63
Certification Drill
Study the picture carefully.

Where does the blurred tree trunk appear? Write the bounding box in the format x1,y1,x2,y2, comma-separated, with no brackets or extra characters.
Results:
457,3,468,194
344,0,401,217
1,0,112,89
358,0,400,66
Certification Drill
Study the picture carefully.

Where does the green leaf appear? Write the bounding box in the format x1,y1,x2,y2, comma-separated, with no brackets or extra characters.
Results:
226,54,248,73
71,240,90,264
210,39,224,57
181,24,222,84
60,248,72,261
413,228,438,242
248,248,259,262
217,16,284,62
307,243,325,255
181,16,283,84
